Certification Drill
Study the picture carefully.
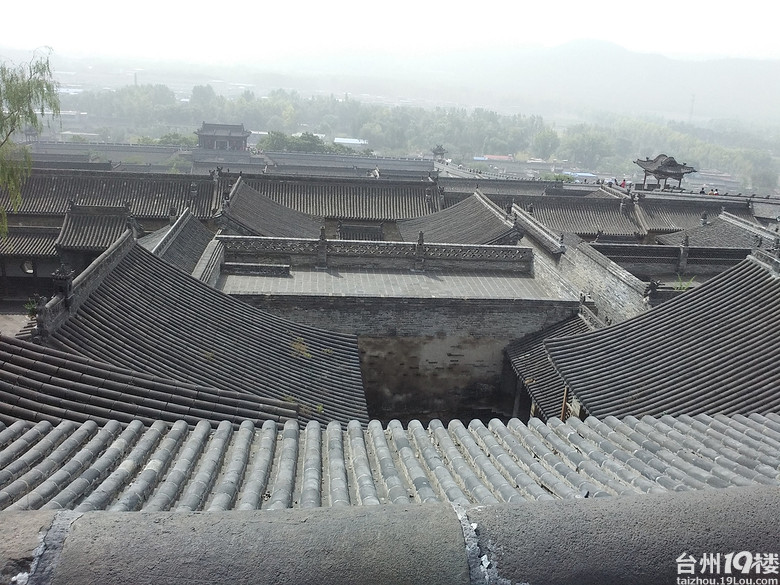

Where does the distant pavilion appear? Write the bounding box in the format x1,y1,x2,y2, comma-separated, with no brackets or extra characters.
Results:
634,154,696,190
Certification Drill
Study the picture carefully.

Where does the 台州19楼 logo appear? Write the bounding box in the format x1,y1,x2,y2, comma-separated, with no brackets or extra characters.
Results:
676,552,778,585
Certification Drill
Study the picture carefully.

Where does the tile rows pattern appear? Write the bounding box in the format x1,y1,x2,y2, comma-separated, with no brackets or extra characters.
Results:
397,194,517,244
55,208,130,251
0,412,776,512
637,200,756,232
242,176,439,220
656,216,777,249
0,170,219,219
506,316,593,420
224,181,322,238
546,256,780,418
0,227,59,257
0,335,296,428
47,244,369,424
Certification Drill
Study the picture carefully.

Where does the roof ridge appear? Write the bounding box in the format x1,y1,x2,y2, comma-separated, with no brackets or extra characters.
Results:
39,230,136,339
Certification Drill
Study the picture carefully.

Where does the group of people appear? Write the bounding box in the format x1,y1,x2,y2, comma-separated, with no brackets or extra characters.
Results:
700,187,720,195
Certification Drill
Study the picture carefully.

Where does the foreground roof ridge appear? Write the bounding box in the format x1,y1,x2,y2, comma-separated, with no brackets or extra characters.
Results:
0,412,776,515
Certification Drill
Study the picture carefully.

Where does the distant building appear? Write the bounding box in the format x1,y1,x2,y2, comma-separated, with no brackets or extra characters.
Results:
195,122,251,151
333,137,368,147
634,154,696,190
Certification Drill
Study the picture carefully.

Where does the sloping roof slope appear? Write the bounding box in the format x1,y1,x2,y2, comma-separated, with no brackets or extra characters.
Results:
656,215,777,250
0,170,218,219
0,335,295,428
396,194,516,244
55,205,131,252
0,411,776,512
242,176,438,220
523,197,644,238
545,255,780,418
140,211,215,274
0,227,59,257
505,316,593,421
47,244,368,424
637,199,756,233
223,181,321,238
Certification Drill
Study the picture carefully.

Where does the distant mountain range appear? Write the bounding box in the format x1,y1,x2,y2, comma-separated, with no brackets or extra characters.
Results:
3,41,779,125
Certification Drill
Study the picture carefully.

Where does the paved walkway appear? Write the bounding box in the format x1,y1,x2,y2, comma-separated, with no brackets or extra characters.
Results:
219,268,568,299
0,301,30,336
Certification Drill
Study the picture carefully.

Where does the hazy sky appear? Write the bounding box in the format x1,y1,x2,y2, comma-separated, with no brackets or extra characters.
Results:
3,0,778,63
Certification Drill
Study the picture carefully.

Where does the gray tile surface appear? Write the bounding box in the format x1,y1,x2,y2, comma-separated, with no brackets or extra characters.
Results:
220,268,560,299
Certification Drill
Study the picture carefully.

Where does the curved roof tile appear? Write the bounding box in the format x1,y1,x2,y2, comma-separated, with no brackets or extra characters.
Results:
242,176,437,220
1,170,218,219
47,244,368,424
0,227,59,257
523,197,644,238
545,256,780,418
140,210,215,275
0,412,776,511
0,335,295,428
223,181,321,238
637,200,756,233
55,206,131,252
397,194,517,244
506,316,593,421
656,215,777,249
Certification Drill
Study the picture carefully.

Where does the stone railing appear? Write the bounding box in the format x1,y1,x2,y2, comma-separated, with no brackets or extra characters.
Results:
219,236,320,256
751,249,780,274
218,235,533,274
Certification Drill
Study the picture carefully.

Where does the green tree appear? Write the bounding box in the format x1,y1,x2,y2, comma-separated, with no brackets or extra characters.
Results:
531,128,560,160
158,132,197,147
559,125,615,169
0,50,60,235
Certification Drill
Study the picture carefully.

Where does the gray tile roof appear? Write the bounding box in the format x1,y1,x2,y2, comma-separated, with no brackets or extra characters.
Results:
55,205,131,252
1,170,219,219
545,255,780,418
637,199,757,233
656,214,778,249
524,197,645,238
0,227,59,257
0,411,776,512
437,177,552,197
222,180,322,238
396,193,518,244
505,316,593,421
140,210,215,275
241,176,439,220
46,243,368,425
0,335,296,428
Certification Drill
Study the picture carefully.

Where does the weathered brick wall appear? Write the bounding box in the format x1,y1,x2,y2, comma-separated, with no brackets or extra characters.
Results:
524,235,648,325
555,242,649,324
